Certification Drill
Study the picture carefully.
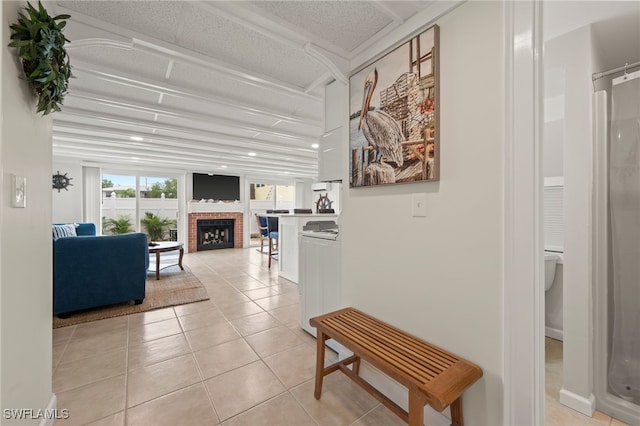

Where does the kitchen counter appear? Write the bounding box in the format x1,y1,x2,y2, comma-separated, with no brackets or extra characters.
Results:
266,213,338,283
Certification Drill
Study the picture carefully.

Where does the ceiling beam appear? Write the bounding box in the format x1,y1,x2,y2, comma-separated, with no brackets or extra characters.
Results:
70,59,322,127
65,91,319,142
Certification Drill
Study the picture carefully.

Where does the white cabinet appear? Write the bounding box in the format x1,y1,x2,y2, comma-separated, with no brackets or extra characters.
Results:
299,235,349,358
275,214,338,283
318,80,347,182
318,128,344,182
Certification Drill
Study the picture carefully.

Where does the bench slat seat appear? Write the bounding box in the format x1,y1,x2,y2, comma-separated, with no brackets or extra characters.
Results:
310,307,482,426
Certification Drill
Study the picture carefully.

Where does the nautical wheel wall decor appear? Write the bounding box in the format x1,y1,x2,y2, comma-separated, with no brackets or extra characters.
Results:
52,171,73,192
315,193,333,213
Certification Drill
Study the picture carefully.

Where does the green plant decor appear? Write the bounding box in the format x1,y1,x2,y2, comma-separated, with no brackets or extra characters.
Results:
103,215,133,235
8,1,71,115
141,212,176,242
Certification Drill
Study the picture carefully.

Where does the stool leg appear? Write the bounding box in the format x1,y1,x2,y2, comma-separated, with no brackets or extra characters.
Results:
314,331,327,399
408,385,425,426
268,238,272,268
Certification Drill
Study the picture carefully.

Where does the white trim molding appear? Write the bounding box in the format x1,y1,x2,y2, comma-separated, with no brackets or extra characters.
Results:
38,393,57,426
559,388,596,416
503,1,544,424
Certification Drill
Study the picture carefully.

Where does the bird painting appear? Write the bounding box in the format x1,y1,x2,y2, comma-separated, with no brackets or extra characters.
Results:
358,68,404,167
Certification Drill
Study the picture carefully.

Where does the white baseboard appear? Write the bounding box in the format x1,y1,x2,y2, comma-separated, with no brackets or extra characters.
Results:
359,362,451,425
559,387,595,416
38,394,57,426
545,326,564,341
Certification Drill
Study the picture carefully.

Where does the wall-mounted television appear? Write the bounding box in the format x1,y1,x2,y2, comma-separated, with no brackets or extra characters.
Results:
192,174,240,201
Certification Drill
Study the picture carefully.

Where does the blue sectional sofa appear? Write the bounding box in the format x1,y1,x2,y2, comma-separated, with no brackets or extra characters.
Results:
53,223,150,316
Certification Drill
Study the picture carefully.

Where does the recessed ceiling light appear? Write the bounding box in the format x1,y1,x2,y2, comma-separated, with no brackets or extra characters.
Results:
130,136,143,141
311,143,319,149
248,152,257,157
220,165,228,168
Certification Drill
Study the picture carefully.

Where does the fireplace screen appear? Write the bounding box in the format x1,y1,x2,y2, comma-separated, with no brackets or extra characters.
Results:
197,219,234,251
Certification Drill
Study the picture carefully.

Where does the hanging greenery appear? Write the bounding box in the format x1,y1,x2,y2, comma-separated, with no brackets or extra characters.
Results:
8,1,71,115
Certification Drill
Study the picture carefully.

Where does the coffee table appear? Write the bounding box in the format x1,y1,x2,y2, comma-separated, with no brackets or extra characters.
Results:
148,241,184,280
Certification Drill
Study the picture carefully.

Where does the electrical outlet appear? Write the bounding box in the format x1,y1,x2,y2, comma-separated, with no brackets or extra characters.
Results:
412,193,427,217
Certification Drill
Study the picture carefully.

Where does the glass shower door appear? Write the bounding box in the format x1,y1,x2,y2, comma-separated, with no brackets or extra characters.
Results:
608,69,640,405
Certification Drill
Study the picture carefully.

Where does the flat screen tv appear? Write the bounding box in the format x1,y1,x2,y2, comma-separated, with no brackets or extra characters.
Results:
193,174,240,201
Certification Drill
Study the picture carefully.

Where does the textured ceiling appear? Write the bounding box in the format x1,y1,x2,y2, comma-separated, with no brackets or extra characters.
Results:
52,1,436,180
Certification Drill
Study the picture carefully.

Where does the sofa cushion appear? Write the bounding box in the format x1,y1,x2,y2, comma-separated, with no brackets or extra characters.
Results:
53,224,77,239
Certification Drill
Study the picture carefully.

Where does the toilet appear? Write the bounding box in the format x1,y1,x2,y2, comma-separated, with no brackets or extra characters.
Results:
544,252,559,291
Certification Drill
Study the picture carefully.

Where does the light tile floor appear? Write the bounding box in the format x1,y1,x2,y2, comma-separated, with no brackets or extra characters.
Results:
545,337,630,426
52,248,404,426
53,247,631,425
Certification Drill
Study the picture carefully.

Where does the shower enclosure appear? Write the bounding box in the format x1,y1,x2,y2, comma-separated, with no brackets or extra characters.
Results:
593,67,640,426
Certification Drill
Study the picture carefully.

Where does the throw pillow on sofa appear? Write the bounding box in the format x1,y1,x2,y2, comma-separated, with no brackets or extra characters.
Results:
52,224,77,239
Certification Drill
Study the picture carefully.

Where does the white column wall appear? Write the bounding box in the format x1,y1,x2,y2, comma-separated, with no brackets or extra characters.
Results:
1,1,54,421
342,2,504,423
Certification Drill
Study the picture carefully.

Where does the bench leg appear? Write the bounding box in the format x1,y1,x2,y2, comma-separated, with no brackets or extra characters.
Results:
408,386,426,426
314,331,327,399
353,356,361,375
450,397,463,426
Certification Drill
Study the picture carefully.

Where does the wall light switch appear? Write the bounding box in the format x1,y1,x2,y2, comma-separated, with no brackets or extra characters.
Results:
412,193,427,217
12,174,26,208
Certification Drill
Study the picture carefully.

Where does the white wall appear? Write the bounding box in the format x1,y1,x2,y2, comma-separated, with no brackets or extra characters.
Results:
1,0,54,421
52,161,83,223
544,23,596,414
342,2,503,423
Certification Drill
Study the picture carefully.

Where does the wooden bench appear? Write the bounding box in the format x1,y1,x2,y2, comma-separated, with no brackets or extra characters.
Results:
310,307,482,426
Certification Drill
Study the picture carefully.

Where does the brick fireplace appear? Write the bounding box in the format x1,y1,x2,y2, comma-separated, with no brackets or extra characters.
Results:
188,212,243,252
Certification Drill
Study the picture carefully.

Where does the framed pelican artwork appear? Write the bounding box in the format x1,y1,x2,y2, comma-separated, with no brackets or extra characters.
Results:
349,24,439,187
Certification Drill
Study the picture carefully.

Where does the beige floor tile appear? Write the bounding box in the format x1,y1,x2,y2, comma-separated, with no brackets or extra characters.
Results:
545,395,605,426
128,317,182,344
242,287,281,301
61,328,128,363
85,411,125,426
229,312,281,337
53,325,75,346
263,344,320,388
194,339,259,379
352,405,405,426
245,326,304,358
52,343,67,372
127,353,201,407
128,333,191,371
213,292,252,310
54,347,126,393
127,383,219,426
228,278,268,292
178,308,227,332
128,307,177,328
185,322,241,352
591,410,613,424
219,301,265,320
205,361,285,421
56,375,126,426
290,372,379,426
72,316,128,339
253,294,298,311
267,305,299,327
222,392,315,426
174,300,220,317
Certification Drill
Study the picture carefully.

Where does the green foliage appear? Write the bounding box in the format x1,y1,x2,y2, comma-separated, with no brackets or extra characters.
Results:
103,215,133,235
114,188,136,198
102,179,113,188
146,178,178,199
140,212,176,241
8,1,72,115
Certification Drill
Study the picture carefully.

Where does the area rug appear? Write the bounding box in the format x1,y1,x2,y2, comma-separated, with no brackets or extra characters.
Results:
53,266,209,328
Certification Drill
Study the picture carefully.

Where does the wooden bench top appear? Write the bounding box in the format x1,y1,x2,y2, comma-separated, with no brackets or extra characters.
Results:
310,307,483,413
